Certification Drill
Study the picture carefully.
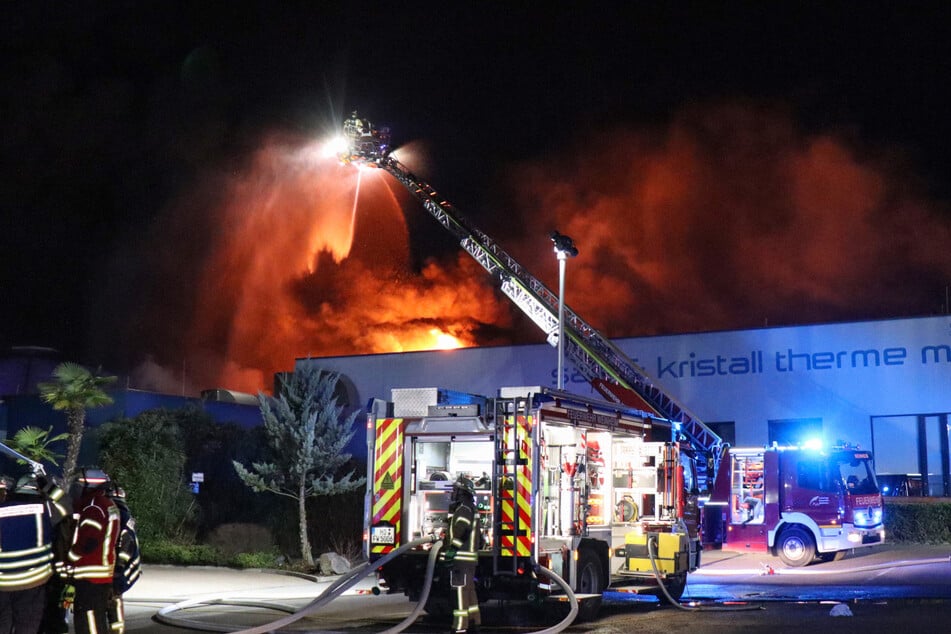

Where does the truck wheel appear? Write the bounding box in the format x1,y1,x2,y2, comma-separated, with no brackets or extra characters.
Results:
657,574,687,604
777,526,816,567
574,549,605,621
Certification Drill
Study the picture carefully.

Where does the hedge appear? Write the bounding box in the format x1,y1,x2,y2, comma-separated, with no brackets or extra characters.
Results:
141,538,282,569
884,499,951,543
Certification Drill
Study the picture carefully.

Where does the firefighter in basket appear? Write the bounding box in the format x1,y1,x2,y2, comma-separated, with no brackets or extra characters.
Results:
441,475,481,634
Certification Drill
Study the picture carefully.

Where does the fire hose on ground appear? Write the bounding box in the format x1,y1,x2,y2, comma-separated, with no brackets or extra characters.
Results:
647,536,763,613
154,535,580,634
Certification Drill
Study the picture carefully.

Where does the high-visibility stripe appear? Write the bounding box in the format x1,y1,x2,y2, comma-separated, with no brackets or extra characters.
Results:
0,550,53,570
500,414,533,557
371,418,404,555
0,503,45,518
0,563,52,587
79,518,104,531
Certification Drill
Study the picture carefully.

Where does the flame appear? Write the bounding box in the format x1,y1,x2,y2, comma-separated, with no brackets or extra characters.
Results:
132,131,510,393
127,104,951,395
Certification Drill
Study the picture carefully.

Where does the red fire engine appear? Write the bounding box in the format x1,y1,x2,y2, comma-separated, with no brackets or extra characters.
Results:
703,443,885,566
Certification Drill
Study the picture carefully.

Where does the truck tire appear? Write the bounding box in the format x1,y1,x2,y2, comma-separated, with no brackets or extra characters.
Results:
777,526,816,567
657,574,687,604
573,549,605,621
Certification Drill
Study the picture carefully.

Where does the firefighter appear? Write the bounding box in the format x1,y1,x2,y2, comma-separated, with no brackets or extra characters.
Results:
64,468,121,634
107,485,140,634
442,475,481,634
0,472,56,634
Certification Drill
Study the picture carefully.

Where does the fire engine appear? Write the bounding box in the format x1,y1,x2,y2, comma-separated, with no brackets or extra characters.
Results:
365,386,701,617
703,443,885,566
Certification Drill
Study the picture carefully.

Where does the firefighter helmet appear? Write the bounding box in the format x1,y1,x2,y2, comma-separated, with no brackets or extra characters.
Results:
15,474,40,494
72,467,111,493
452,475,476,498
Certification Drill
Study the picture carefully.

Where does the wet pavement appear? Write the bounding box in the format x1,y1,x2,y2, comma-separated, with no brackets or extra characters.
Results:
118,543,951,633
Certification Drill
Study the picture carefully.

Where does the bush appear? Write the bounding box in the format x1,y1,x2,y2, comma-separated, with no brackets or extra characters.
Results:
228,551,282,569
206,523,275,557
884,499,951,543
141,540,219,566
141,537,282,569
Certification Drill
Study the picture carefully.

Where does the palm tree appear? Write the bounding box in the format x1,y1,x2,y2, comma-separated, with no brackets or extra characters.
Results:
38,362,116,482
3,426,69,466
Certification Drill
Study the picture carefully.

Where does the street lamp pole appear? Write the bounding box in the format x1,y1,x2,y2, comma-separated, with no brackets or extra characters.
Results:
551,231,578,390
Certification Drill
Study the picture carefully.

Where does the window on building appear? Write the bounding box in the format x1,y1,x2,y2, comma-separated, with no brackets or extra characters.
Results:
768,418,822,447
872,413,950,496
706,421,735,447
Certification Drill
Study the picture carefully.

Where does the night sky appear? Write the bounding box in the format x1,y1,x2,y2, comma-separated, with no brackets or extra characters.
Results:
3,2,951,394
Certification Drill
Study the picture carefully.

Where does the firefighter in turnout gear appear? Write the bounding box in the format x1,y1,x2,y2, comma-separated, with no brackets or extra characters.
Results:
107,485,140,634
65,468,120,634
0,473,57,634
443,475,481,634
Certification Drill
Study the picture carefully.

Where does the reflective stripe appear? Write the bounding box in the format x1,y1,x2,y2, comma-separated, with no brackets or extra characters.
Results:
0,549,53,570
84,609,100,634
79,518,104,531
0,564,53,587
71,564,116,579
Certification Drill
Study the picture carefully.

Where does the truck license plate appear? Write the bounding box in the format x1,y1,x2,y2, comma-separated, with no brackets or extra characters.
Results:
372,526,395,544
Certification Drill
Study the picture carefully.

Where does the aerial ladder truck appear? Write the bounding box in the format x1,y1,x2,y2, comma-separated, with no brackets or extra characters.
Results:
337,112,723,615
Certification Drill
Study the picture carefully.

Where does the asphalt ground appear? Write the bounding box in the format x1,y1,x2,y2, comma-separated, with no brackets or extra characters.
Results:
119,544,951,633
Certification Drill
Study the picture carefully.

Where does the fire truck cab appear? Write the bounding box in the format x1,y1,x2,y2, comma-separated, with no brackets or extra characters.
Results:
704,443,885,566
364,386,702,618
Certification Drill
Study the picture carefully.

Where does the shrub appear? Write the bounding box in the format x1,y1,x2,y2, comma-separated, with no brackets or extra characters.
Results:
884,499,951,543
206,523,275,557
141,540,219,566
140,537,282,569
228,551,281,569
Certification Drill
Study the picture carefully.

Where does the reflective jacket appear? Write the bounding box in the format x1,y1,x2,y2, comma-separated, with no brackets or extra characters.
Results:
446,497,480,565
0,492,54,591
66,490,120,583
112,498,141,593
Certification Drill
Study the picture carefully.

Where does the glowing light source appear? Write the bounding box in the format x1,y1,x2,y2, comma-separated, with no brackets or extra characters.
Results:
802,438,823,451
322,135,349,159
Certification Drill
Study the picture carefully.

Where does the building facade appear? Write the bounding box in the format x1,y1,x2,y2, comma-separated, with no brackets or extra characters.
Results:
302,315,951,496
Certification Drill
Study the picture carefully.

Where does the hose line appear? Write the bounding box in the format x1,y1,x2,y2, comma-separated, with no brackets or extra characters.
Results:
647,536,762,612
156,535,582,634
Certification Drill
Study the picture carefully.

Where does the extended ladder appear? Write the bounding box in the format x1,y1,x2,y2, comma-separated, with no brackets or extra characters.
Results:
381,156,722,475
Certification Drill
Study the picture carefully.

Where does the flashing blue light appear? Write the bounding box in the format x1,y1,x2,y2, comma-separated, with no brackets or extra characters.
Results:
883,485,890,493
802,438,823,451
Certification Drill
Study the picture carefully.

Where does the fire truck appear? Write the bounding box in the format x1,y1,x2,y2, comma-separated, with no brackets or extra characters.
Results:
703,443,885,566
365,386,702,617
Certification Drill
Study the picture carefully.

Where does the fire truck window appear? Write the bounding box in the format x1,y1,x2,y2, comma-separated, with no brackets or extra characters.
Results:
797,459,834,491
836,455,880,495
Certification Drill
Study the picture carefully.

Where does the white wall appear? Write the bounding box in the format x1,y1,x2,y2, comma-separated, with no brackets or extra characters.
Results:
300,315,951,455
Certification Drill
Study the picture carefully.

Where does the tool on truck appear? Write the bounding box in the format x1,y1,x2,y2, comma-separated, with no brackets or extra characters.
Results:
365,386,702,618
703,443,885,566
